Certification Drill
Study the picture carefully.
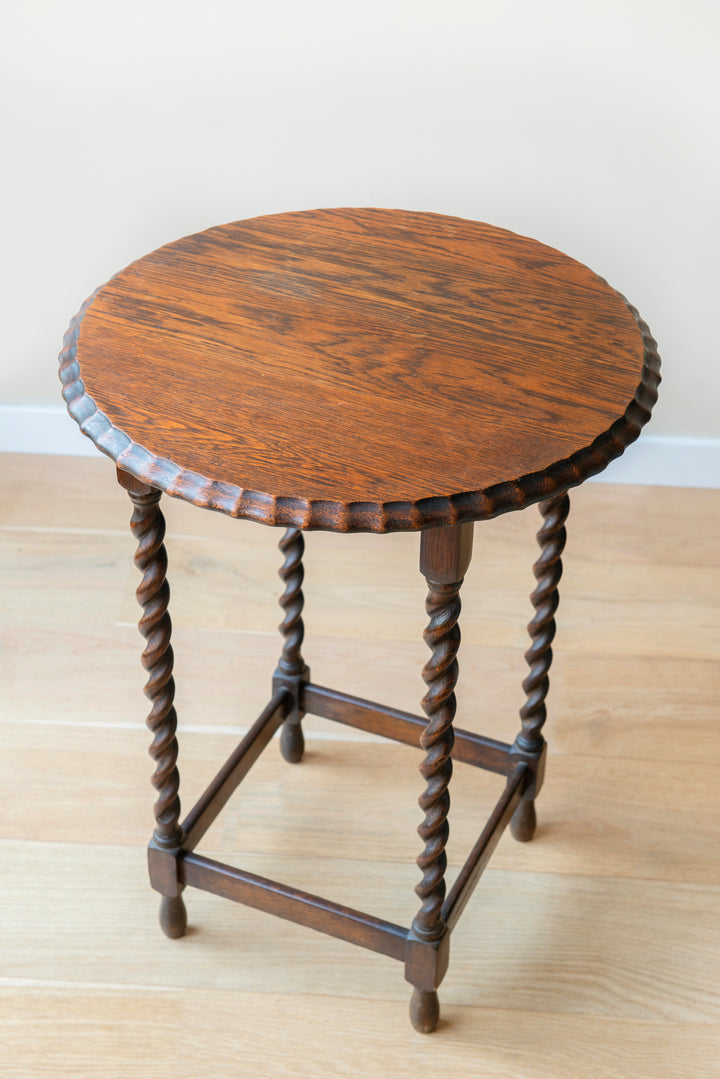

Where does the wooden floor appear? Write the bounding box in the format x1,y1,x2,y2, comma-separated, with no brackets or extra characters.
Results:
1,453,718,1078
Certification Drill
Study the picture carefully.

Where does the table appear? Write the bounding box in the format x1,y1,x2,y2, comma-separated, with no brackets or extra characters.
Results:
59,208,660,1033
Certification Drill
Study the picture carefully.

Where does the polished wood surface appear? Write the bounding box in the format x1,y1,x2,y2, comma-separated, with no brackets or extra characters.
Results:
300,684,511,774
273,526,310,763
1,456,718,1075
59,208,660,531
510,492,569,841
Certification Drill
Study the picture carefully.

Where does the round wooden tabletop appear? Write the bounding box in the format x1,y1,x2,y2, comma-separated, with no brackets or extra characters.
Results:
60,208,660,532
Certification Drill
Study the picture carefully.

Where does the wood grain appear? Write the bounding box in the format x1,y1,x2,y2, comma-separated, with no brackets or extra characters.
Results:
3,844,719,1023
2,723,719,886
2,987,718,1079
2,456,718,1076
59,209,660,531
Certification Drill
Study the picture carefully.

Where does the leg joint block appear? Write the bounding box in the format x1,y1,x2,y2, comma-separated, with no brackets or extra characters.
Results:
273,665,311,720
404,931,450,991
148,841,183,897
509,737,547,800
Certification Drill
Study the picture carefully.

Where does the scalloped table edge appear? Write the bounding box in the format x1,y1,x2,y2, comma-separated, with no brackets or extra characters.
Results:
58,287,661,534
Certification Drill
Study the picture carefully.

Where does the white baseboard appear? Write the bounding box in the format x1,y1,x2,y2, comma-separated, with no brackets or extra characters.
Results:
594,434,719,489
1,405,717,489
0,405,98,457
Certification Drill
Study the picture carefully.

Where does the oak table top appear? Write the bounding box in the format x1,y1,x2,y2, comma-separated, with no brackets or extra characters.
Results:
59,208,660,532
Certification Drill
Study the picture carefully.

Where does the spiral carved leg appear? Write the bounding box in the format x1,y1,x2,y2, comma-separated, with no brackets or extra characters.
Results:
122,473,186,936
412,579,461,943
404,524,472,1030
273,527,309,763
511,492,570,842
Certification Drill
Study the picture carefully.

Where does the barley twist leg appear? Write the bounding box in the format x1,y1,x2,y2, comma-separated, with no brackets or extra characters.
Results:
405,523,473,1033
274,526,310,763
413,580,461,941
410,577,463,1032
511,492,570,842
126,479,186,937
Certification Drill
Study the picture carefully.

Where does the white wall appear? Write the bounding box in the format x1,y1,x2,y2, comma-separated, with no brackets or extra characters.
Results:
1,1,718,476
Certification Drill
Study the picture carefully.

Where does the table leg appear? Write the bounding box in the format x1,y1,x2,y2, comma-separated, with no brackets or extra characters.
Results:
408,522,474,1033
118,469,186,938
511,493,570,842
273,527,310,763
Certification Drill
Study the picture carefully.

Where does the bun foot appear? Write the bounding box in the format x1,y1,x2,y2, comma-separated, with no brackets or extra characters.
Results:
410,988,440,1034
510,798,537,842
159,894,187,939
280,720,304,763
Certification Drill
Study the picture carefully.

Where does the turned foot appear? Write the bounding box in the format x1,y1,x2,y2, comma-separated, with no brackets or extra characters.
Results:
280,719,305,763
510,798,537,842
410,988,440,1034
159,894,187,938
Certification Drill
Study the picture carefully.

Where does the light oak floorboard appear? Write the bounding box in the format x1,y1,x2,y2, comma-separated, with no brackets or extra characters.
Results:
2,625,717,761
1,723,719,885
1,454,719,1076
2,988,717,1079
3,843,719,1022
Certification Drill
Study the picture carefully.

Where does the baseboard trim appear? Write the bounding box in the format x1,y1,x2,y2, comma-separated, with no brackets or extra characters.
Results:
1,405,717,489
592,433,719,489
0,406,98,457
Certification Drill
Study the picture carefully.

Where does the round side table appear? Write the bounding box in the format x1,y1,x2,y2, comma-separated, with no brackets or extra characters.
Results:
59,208,660,1033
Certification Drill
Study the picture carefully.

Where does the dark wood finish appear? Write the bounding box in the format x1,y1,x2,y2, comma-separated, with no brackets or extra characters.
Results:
419,521,474,584
510,493,570,841
180,852,408,961
406,523,475,1031
411,576,458,942
302,683,511,774
517,494,570,752
118,467,187,935
275,528,306,678
510,798,537,844
403,932,450,993
60,208,660,533
181,690,288,851
409,989,440,1036
442,764,528,932
158,895,187,940
412,535,469,942
119,470,183,852
273,527,309,763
